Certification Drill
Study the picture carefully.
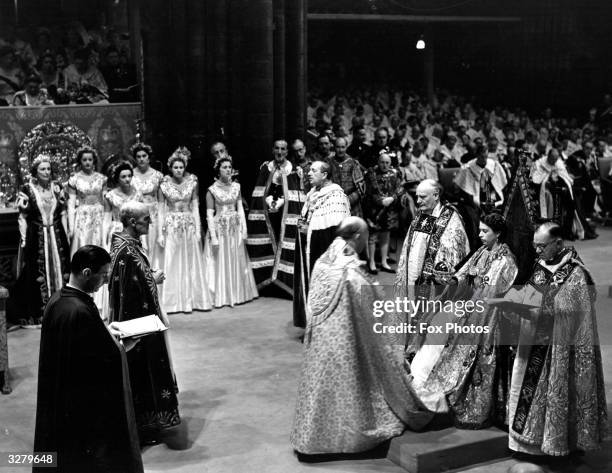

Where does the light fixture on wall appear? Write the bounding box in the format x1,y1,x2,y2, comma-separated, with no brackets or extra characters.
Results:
416,35,425,50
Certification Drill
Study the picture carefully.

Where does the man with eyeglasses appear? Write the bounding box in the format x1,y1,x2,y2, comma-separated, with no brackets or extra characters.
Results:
508,222,606,458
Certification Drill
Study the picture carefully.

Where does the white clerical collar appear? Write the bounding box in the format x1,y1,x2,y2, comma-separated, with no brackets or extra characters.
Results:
66,283,93,297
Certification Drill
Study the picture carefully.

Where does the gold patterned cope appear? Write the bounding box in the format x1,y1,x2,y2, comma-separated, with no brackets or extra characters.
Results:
391,203,469,347
397,203,469,290
290,238,432,454
508,249,607,456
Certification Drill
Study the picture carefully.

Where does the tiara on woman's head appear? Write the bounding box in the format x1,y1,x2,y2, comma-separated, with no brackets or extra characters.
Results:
75,145,98,160
167,146,191,168
108,159,134,182
31,153,52,169
214,154,233,169
130,141,153,156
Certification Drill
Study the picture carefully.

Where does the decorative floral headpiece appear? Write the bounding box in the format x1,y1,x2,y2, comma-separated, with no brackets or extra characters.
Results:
31,153,52,172
75,145,99,164
214,154,233,170
108,159,134,185
130,141,153,157
167,146,191,168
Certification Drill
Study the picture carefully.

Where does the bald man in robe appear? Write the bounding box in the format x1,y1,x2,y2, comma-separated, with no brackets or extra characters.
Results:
395,179,469,307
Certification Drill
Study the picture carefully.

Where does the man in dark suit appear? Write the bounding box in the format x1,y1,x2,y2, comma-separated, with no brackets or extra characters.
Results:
33,245,143,473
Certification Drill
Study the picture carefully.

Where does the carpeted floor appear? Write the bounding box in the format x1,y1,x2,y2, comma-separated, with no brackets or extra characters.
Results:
2,228,612,473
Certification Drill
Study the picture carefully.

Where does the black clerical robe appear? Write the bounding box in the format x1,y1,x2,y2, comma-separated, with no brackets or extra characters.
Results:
33,286,143,473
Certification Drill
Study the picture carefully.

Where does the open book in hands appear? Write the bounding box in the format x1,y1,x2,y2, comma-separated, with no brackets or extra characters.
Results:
487,284,543,311
110,315,168,339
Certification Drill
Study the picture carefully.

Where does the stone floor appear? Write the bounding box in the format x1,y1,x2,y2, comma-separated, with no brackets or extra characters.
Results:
1,228,612,473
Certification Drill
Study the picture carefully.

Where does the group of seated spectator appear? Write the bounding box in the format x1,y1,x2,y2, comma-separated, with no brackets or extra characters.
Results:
293,85,612,267
0,21,138,106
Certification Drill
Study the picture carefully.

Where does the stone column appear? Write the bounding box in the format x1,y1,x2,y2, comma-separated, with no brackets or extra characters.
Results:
273,0,286,138
285,0,307,140
241,0,274,195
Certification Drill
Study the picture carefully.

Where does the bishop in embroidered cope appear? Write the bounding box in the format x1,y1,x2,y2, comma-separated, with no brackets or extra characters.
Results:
395,179,469,302
508,223,606,457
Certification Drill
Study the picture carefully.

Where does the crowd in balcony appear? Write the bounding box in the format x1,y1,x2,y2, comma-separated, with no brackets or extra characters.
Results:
0,21,138,106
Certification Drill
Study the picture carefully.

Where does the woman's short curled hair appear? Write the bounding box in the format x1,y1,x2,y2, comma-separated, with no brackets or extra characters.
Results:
76,146,98,167
112,162,134,184
167,146,191,169
214,156,233,176
482,212,507,238
130,142,153,160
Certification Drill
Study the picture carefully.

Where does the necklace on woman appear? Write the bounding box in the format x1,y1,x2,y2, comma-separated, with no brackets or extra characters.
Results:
35,180,52,192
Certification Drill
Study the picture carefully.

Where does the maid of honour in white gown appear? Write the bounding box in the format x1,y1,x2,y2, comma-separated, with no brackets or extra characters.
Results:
131,142,164,268
158,147,212,313
66,147,107,256
104,162,143,247
203,156,258,308
66,147,108,312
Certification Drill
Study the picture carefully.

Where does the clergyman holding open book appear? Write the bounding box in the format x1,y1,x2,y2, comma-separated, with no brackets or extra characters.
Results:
108,201,181,446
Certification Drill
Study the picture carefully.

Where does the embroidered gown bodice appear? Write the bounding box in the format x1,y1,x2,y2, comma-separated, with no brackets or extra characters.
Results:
106,187,142,221
160,175,197,213
132,168,163,207
208,181,241,236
